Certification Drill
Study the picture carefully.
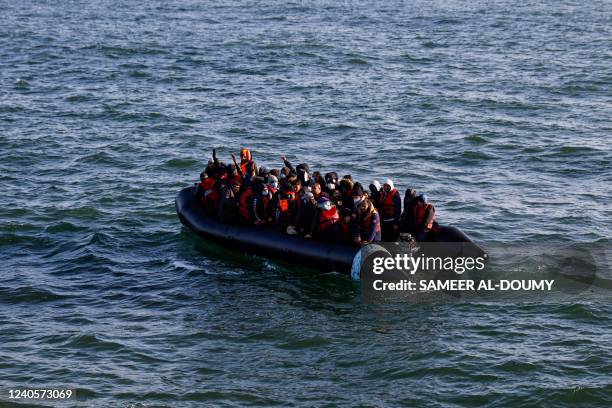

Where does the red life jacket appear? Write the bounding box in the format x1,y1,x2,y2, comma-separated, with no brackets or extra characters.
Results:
414,203,435,230
317,206,339,232
339,219,351,236
361,209,381,238
199,177,215,192
227,174,243,186
239,188,253,220
207,190,220,210
381,188,399,219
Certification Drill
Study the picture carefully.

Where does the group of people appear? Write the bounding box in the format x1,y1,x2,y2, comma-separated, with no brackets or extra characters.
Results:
195,148,436,246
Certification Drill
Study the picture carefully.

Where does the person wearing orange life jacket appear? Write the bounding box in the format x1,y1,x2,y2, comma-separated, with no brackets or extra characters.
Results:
413,194,435,242
354,198,381,245
239,148,255,175
379,179,402,242
307,197,340,240
273,180,297,230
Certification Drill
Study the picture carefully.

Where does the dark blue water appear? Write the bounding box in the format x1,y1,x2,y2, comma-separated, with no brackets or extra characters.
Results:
1,0,611,406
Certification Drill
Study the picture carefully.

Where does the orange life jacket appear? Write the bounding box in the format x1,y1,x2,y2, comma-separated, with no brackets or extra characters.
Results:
381,188,399,219
239,188,253,220
317,206,339,232
278,199,290,212
414,203,435,230
240,160,255,175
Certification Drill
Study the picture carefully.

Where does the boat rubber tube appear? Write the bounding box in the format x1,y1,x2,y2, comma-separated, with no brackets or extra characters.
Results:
176,186,485,275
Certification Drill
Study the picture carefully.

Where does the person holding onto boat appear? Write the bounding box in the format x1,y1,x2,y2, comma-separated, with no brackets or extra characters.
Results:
354,199,381,245
309,197,340,241
379,179,401,241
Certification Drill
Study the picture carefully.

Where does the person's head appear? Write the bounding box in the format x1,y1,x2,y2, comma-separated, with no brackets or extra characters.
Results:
370,180,381,193
303,192,315,204
312,183,321,195
317,197,332,211
383,178,394,193
289,177,301,193
339,178,353,195
229,164,238,176
418,194,428,205
258,166,269,177
240,148,252,162
267,175,278,189
269,168,280,178
231,182,241,193
325,172,338,185
312,171,322,183
352,183,364,197
342,174,353,183
200,171,208,182
405,188,417,200
358,199,373,215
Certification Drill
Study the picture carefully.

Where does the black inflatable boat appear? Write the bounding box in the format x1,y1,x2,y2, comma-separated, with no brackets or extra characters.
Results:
176,186,485,278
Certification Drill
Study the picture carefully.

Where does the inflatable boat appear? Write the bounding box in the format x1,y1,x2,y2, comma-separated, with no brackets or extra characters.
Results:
176,186,485,278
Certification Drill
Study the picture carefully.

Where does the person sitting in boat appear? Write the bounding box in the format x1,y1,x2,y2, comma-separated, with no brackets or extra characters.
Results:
400,188,418,233
273,179,298,230
354,198,381,246
308,197,339,241
266,174,279,193
412,194,436,241
368,180,381,209
311,171,325,189
294,192,317,236
311,182,328,201
379,179,401,242
281,156,310,185
351,183,365,214
324,172,338,194
337,178,354,214
196,171,215,203
225,164,243,187
205,177,222,218
336,207,355,243
239,148,255,175
218,181,241,224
